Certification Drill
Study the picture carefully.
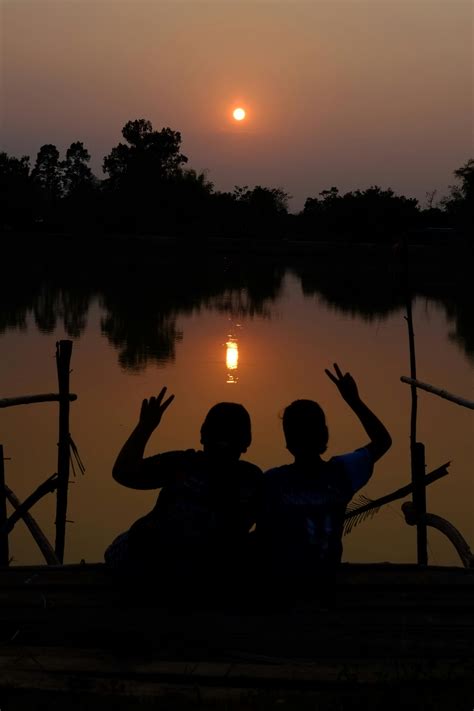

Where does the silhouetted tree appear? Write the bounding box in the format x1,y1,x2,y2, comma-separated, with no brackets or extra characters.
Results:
103,119,188,189
102,119,189,233
302,185,419,241
232,185,290,238
59,141,99,230
31,144,63,201
0,152,33,229
171,168,214,235
442,159,474,235
62,141,95,196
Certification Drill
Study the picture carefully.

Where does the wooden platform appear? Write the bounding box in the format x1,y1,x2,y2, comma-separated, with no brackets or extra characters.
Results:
0,563,473,709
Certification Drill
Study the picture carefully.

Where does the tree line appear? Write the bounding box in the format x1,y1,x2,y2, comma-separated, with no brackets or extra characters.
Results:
1,118,472,241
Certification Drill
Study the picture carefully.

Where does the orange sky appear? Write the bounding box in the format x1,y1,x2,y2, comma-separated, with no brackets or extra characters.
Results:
1,0,472,209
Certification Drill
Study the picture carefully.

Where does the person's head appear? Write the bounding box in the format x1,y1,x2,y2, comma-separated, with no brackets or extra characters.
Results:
200,402,252,459
282,399,328,458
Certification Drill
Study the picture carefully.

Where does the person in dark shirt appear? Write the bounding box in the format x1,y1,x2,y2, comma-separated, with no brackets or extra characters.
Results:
258,364,392,599
105,388,262,590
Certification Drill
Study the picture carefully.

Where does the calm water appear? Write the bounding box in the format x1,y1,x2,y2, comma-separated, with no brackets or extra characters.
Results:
1,254,472,565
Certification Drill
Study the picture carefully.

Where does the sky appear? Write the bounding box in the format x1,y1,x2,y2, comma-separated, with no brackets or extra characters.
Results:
1,0,472,211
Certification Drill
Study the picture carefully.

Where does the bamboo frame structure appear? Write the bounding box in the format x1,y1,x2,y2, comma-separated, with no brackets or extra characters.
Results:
402,502,474,569
3,485,60,565
344,461,450,534
0,394,77,408
0,340,75,566
400,377,474,410
2,474,58,535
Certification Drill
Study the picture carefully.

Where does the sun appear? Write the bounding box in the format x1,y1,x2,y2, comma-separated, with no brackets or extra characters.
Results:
232,107,246,121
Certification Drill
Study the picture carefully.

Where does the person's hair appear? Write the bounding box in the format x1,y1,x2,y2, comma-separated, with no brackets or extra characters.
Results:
200,402,252,453
282,399,328,456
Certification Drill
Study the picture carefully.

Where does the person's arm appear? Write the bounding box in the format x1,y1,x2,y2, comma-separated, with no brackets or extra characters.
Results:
112,387,175,490
325,363,392,463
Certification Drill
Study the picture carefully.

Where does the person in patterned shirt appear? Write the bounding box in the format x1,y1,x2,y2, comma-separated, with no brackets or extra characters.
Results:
258,364,392,599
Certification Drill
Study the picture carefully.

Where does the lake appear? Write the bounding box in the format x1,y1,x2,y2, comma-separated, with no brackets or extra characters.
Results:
1,248,472,566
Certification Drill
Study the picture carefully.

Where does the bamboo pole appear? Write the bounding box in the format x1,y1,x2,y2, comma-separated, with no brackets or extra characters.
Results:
0,394,77,409
1,473,58,535
402,502,474,569
400,377,474,410
403,239,428,565
413,441,427,564
0,446,9,566
344,461,449,524
54,340,73,564
4,485,60,565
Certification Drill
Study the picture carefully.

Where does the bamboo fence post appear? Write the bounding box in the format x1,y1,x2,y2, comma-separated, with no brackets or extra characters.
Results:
54,340,73,564
403,238,428,565
0,445,9,566
413,441,428,565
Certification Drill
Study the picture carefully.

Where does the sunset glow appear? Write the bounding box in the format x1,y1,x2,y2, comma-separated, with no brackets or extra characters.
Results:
2,2,470,209
232,108,246,121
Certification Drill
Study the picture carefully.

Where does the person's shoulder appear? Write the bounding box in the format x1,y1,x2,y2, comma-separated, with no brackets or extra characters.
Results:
330,447,374,493
237,459,264,480
264,464,294,479
331,447,373,467
145,449,197,467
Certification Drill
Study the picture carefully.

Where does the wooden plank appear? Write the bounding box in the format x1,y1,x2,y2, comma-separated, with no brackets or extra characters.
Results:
0,648,473,687
0,562,472,588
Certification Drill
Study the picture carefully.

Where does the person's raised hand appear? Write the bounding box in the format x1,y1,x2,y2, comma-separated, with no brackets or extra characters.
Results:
325,363,361,408
138,387,175,433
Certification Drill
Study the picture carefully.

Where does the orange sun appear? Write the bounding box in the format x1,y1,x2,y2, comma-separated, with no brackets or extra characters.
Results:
232,107,246,121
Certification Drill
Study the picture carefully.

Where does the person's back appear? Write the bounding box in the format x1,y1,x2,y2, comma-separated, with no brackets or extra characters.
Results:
258,364,392,598
260,457,352,577
106,390,262,589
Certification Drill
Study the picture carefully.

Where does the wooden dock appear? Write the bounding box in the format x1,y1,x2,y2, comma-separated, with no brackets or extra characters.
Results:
0,562,473,709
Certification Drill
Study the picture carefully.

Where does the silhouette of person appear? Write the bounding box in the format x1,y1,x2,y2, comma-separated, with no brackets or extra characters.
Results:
258,364,392,601
105,387,262,592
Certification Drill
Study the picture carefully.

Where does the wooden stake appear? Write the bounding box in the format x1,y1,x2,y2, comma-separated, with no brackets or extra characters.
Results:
54,340,73,564
0,446,9,566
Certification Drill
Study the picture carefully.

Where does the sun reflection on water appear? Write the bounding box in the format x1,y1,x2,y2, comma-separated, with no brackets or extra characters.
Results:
226,336,239,384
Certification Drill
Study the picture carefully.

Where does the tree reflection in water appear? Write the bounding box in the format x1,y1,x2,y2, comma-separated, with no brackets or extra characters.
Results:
0,252,472,367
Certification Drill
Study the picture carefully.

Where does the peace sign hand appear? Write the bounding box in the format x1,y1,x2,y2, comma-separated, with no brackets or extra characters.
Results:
325,363,361,409
138,387,175,434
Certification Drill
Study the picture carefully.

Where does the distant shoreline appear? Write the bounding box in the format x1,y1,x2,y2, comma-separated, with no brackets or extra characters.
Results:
4,230,471,291
4,227,469,255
